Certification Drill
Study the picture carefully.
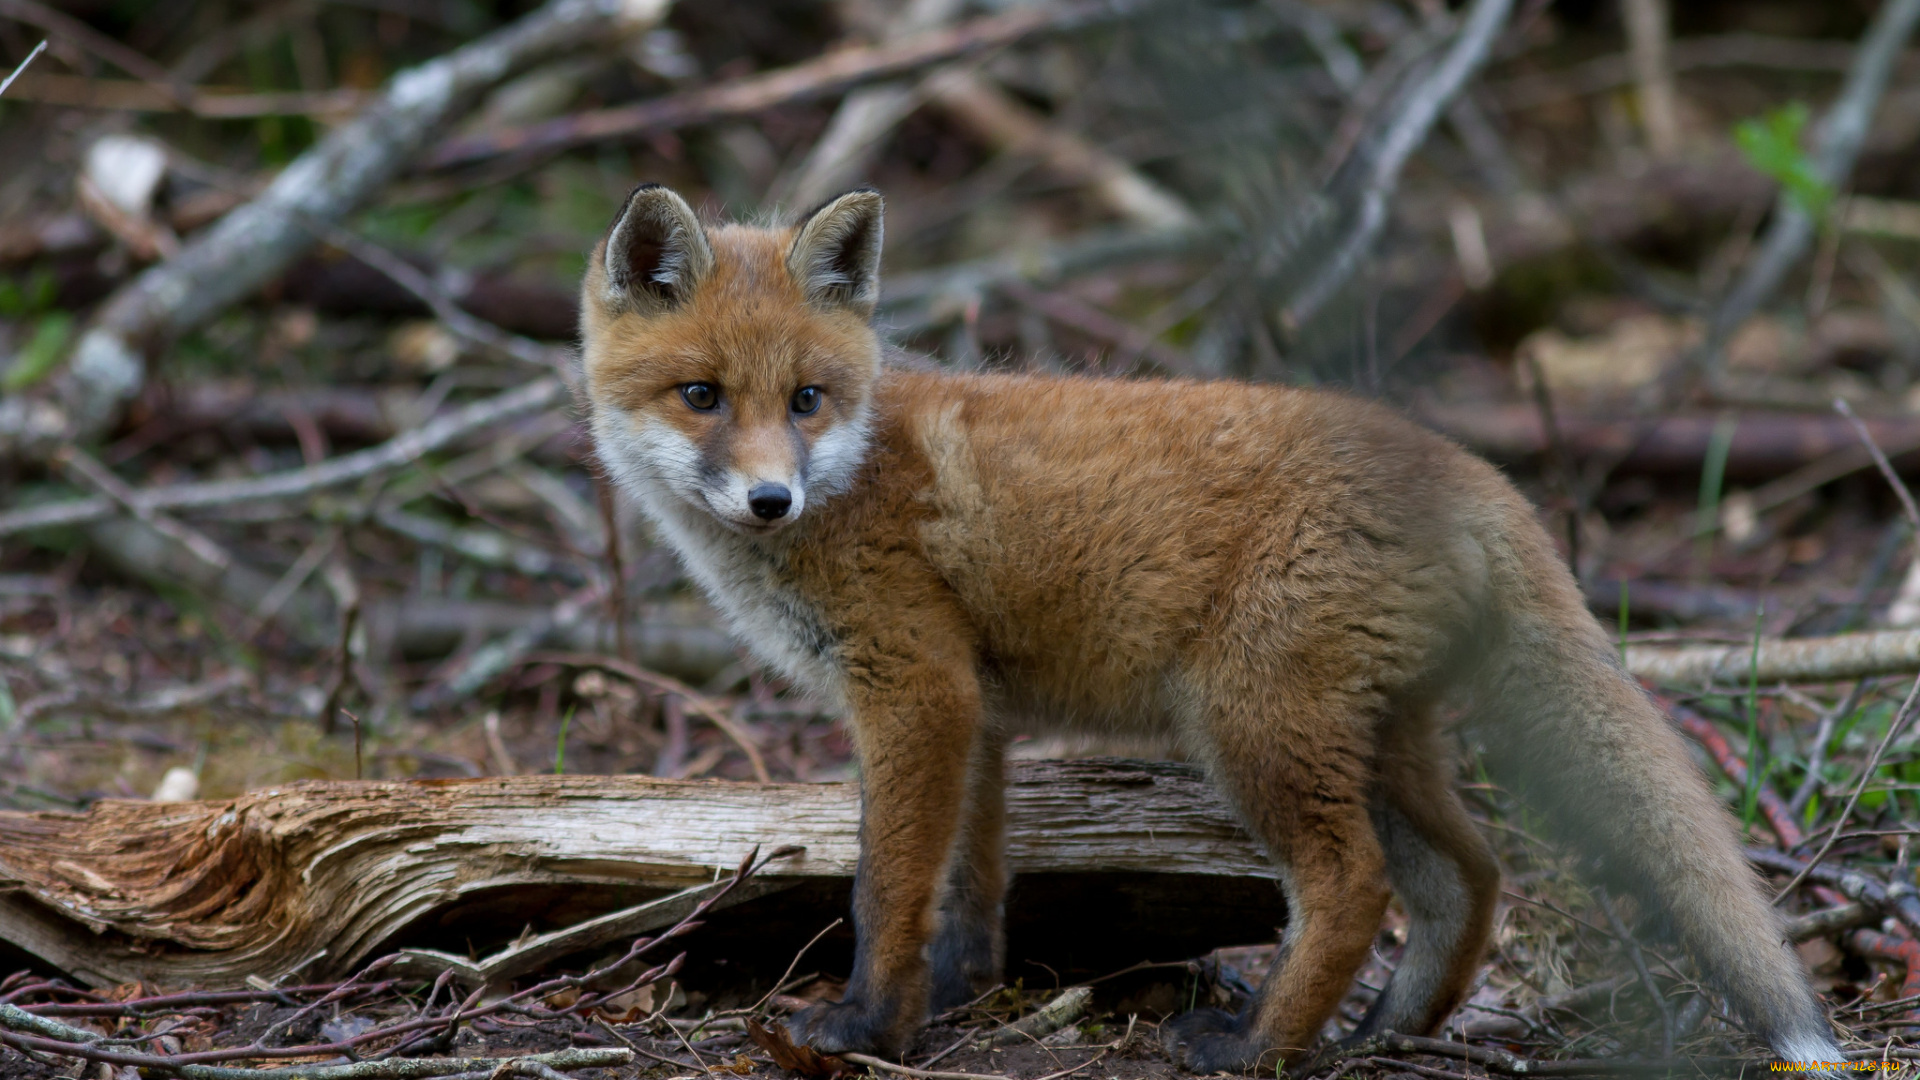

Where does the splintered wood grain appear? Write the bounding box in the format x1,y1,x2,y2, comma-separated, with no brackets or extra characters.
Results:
0,759,1268,988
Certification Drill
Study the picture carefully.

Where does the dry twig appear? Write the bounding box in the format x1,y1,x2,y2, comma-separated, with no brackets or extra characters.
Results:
1283,0,1515,326
0,38,45,98
423,0,1156,170
0,376,567,537
0,0,656,462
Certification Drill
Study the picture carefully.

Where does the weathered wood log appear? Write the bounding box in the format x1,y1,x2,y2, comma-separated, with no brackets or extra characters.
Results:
0,759,1280,991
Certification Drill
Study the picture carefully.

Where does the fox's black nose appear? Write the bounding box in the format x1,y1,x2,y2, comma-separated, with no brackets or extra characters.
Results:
748,483,792,520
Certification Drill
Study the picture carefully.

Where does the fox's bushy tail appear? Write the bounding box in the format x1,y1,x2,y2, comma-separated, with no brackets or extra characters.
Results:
1474,520,1840,1064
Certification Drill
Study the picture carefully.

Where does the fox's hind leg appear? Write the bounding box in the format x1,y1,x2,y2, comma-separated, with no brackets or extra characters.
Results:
1350,720,1501,1040
1161,684,1392,1074
929,724,1009,1011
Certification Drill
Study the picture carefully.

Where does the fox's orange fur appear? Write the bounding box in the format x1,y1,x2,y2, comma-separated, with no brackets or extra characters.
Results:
580,185,1840,1072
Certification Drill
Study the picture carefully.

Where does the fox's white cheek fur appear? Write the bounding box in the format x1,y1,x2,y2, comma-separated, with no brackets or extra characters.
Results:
808,405,875,497
592,409,707,507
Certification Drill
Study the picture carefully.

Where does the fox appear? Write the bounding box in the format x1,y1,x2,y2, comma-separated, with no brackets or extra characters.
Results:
578,183,1843,1073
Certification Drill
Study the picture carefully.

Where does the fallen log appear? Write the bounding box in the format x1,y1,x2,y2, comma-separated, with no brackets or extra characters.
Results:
0,759,1280,991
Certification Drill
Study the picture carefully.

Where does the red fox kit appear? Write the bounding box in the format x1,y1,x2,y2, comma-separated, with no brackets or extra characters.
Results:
579,185,1840,1071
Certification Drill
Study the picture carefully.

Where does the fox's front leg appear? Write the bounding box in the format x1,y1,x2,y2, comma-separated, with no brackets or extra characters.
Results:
789,641,983,1058
929,724,1008,1012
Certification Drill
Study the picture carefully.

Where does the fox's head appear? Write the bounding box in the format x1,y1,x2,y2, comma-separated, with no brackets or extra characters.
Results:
580,184,884,535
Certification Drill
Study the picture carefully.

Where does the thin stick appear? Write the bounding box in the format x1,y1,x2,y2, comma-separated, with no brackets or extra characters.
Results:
57,447,231,570
1838,398,1920,531
1283,0,1515,325
1790,679,1873,818
665,1014,709,1072
289,213,569,378
424,0,1138,170
0,39,45,98
1776,674,1920,901
0,1,190,104
0,376,566,537
1597,891,1674,1056
915,1029,977,1070
1621,0,1681,155
751,918,843,1015
317,556,362,737
1698,0,1920,377
595,474,631,663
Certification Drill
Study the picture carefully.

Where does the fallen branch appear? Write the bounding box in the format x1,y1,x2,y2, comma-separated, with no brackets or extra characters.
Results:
773,0,964,210
1785,903,1874,942
58,445,231,571
0,855,736,1075
1850,930,1920,1007
1748,848,1920,937
1627,628,1920,686
1667,702,1803,845
423,0,1154,171
0,0,656,462
411,584,601,712
1282,0,1515,326
975,985,1091,1049
3,73,365,118
0,376,566,537
879,223,1229,333
923,70,1197,231
1420,403,1920,480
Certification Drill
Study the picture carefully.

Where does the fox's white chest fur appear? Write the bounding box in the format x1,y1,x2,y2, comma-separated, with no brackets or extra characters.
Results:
642,492,846,702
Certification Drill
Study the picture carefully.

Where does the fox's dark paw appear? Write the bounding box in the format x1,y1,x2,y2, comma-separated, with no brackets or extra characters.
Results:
1161,1009,1270,1075
786,997,902,1057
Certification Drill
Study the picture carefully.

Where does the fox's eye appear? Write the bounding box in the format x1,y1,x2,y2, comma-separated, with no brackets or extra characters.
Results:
681,383,719,411
791,386,822,415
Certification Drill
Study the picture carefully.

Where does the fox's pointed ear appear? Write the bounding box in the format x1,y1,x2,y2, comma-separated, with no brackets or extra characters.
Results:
787,189,883,317
601,184,713,314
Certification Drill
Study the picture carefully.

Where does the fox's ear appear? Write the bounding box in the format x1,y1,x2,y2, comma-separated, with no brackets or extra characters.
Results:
787,189,883,317
601,184,713,314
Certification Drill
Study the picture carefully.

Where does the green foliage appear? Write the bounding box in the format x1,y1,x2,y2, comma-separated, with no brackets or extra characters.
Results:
0,268,57,318
2,312,73,392
1733,103,1834,217
554,702,575,774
